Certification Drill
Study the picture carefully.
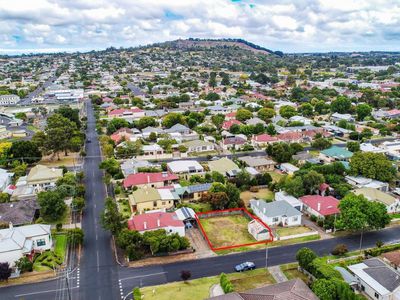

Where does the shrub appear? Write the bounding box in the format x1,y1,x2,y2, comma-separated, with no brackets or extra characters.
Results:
56,223,63,232
180,270,191,281
220,273,234,293
249,186,259,192
15,257,33,273
365,243,400,257
376,240,384,248
310,215,317,222
311,258,342,280
296,247,317,273
331,244,348,256
133,287,141,300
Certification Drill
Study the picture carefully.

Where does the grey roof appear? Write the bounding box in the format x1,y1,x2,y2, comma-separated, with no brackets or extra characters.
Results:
334,266,356,284
357,258,400,292
187,183,212,193
0,199,38,226
165,123,190,133
293,151,313,161
250,199,301,218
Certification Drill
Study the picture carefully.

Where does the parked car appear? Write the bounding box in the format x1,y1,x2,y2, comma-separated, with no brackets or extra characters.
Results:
234,261,255,272
86,139,91,143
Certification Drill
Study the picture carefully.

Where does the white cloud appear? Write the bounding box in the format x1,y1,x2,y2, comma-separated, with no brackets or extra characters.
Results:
0,0,399,53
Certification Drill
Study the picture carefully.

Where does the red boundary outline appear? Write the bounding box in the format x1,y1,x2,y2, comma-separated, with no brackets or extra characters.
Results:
195,207,274,251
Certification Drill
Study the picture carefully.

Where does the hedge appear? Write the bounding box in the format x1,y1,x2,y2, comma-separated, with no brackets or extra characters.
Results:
133,287,141,300
220,273,234,293
311,258,342,280
364,244,400,257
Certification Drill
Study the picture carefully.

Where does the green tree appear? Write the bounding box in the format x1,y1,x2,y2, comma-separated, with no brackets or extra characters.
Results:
106,118,129,134
55,105,81,128
331,96,351,114
45,113,77,157
116,229,144,260
211,114,225,128
0,262,12,282
347,141,360,152
312,137,332,150
266,142,293,163
101,197,123,235
68,228,84,245
99,158,121,178
9,140,41,164
303,171,325,195
283,176,305,197
312,279,337,300
37,190,67,222
350,152,396,182
296,247,317,272
336,193,390,233
162,113,186,128
211,171,225,184
257,108,275,121
299,103,314,117
266,123,277,135
356,103,372,121
235,108,253,122
279,105,297,118
135,117,156,130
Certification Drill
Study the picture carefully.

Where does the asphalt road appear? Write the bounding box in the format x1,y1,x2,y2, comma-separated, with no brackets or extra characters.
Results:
20,74,57,105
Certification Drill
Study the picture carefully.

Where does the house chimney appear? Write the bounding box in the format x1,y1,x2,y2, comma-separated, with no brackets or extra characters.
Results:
317,202,321,212
147,175,150,183
157,219,160,227
9,222,13,230
144,222,147,229
263,208,266,214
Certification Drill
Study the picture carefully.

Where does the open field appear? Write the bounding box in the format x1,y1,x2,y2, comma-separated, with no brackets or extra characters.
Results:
140,268,275,300
199,214,255,248
275,226,312,237
240,188,274,206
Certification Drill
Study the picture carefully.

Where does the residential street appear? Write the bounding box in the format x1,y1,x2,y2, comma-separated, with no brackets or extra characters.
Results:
1,102,400,299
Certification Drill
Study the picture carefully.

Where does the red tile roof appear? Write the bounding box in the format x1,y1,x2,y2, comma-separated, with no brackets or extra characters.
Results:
128,212,184,231
277,132,302,142
223,136,246,145
222,119,242,130
299,195,340,216
252,133,278,143
123,172,178,188
108,108,144,116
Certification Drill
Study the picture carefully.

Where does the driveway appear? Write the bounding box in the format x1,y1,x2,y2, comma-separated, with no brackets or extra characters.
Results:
186,227,216,258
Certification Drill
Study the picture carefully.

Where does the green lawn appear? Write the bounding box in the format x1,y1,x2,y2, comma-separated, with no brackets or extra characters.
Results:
200,214,256,248
33,251,63,272
26,125,40,132
180,202,213,213
54,234,67,261
140,268,275,300
267,171,285,183
275,226,312,237
391,213,400,219
280,263,309,283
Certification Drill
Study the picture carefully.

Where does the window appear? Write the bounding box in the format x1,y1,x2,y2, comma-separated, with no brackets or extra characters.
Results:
272,217,279,222
374,292,379,299
361,285,365,291
36,239,46,247
153,201,157,207
292,216,298,222
162,201,166,205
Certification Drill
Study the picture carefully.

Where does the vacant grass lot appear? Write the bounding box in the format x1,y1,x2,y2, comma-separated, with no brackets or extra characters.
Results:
267,171,285,183
199,214,256,248
276,226,312,237
140,268,275,300
280,263,310,284
240,188,274,206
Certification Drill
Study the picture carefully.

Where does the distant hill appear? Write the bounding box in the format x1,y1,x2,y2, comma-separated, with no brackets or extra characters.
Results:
152,38,283,56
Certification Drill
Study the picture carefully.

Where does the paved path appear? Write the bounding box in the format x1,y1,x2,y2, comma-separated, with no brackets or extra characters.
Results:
210,284,224,297
302,218,333,240
268,266,288,283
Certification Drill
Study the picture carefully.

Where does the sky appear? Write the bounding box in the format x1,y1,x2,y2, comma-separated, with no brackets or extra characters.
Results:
0,0,399,55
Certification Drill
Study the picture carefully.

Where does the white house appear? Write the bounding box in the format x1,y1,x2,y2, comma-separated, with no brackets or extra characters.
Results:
167,160,204,179
275,191,303,211
183,140,215,153
348,258,400,300
250,199,302,227
0,223,52,267
280,163,299,175
331,112,354,123
345,176,389,192
0,94,21,105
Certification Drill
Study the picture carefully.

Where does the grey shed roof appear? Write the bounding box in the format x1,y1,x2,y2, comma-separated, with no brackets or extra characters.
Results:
187,183,212,193
250,199,301,218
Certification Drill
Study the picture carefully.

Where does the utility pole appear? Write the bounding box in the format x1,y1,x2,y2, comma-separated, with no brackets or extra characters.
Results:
65,271,72,300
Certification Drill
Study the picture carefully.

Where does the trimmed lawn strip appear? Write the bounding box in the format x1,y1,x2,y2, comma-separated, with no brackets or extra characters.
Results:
216,234,321,255
267,171,284,183
140,268,275,300
275,226,312,237
200,215,256,248
54,234,67,262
